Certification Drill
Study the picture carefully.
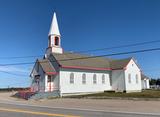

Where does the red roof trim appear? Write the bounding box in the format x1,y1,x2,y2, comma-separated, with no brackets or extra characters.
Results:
46,72,58,75
61,65,124,71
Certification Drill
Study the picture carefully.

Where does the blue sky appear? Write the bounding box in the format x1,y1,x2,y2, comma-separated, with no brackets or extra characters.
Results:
0,0,160,88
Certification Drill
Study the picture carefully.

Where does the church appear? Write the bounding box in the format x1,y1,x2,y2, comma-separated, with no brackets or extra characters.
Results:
30,13,149,97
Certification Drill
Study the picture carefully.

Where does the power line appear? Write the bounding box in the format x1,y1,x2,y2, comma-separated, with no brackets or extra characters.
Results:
0,62,35,66
0,70,29,77
143,68,160,72
0,39,160,59
1,47,160,77
0,55,43,60
0,47,160,66
72,39,160,54
1,67,159,78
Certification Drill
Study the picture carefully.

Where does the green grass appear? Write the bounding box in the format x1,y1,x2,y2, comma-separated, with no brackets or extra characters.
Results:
65,90,160,99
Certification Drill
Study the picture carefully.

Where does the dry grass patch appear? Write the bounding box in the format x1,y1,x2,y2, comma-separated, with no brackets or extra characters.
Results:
65,90,160,99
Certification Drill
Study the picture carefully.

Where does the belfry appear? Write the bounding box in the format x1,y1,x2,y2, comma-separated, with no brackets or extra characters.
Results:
46,12,63,57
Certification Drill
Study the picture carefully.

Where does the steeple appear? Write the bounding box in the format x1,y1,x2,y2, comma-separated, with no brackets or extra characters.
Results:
48,12,60,36
46,12,63,56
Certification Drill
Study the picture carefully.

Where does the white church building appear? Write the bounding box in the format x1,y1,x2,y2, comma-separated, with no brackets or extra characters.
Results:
30,13,149,97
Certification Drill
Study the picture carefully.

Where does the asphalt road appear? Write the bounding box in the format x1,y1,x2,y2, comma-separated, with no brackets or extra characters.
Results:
0,102,159,117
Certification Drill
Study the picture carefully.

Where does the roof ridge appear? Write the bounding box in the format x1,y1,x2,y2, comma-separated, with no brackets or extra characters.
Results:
111,57,132,61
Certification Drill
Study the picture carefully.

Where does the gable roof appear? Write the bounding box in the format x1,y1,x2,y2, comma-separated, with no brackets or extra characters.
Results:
48,52,132,70
38,59,56,73
51,52,111,69
110,58,132,70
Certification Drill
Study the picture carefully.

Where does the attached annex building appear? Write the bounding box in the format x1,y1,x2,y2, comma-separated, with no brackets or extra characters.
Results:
30,13,148,96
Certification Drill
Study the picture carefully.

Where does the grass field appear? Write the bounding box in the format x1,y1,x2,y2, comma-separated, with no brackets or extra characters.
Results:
65,90,160,99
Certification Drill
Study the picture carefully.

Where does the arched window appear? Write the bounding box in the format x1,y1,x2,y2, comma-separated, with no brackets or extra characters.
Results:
136,74,138,84
93,74,97,84
70,73,74,84
55,37,59,46
128,73,131,83
102,74,105,84
82,73,86,84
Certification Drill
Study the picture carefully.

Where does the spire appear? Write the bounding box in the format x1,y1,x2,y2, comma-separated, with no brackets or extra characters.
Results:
48,12,60,36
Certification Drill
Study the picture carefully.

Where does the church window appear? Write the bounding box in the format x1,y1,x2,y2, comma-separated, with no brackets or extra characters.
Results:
82,73,86,84
93,74,97,84
136,74,138,84
128,73,131,83
70,73,74,84
102,74,105,84
55,37,59,46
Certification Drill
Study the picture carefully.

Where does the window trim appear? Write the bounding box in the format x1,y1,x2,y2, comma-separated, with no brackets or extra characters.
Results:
93,74,97,84
70,73,74,84
102,74,105,84
82,73,86,84
128,73,131,83
136,74,138,84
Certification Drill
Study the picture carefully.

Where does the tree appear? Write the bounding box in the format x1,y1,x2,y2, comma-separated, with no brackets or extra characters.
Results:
156,79,160,86
150,78,157,85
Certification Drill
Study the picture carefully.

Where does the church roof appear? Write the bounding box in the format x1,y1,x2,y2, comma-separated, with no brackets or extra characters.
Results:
48,12,60,36
141,74,150,80
38,59,56,73
49,52,132,70
52,52,111,69
110,58,132,70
